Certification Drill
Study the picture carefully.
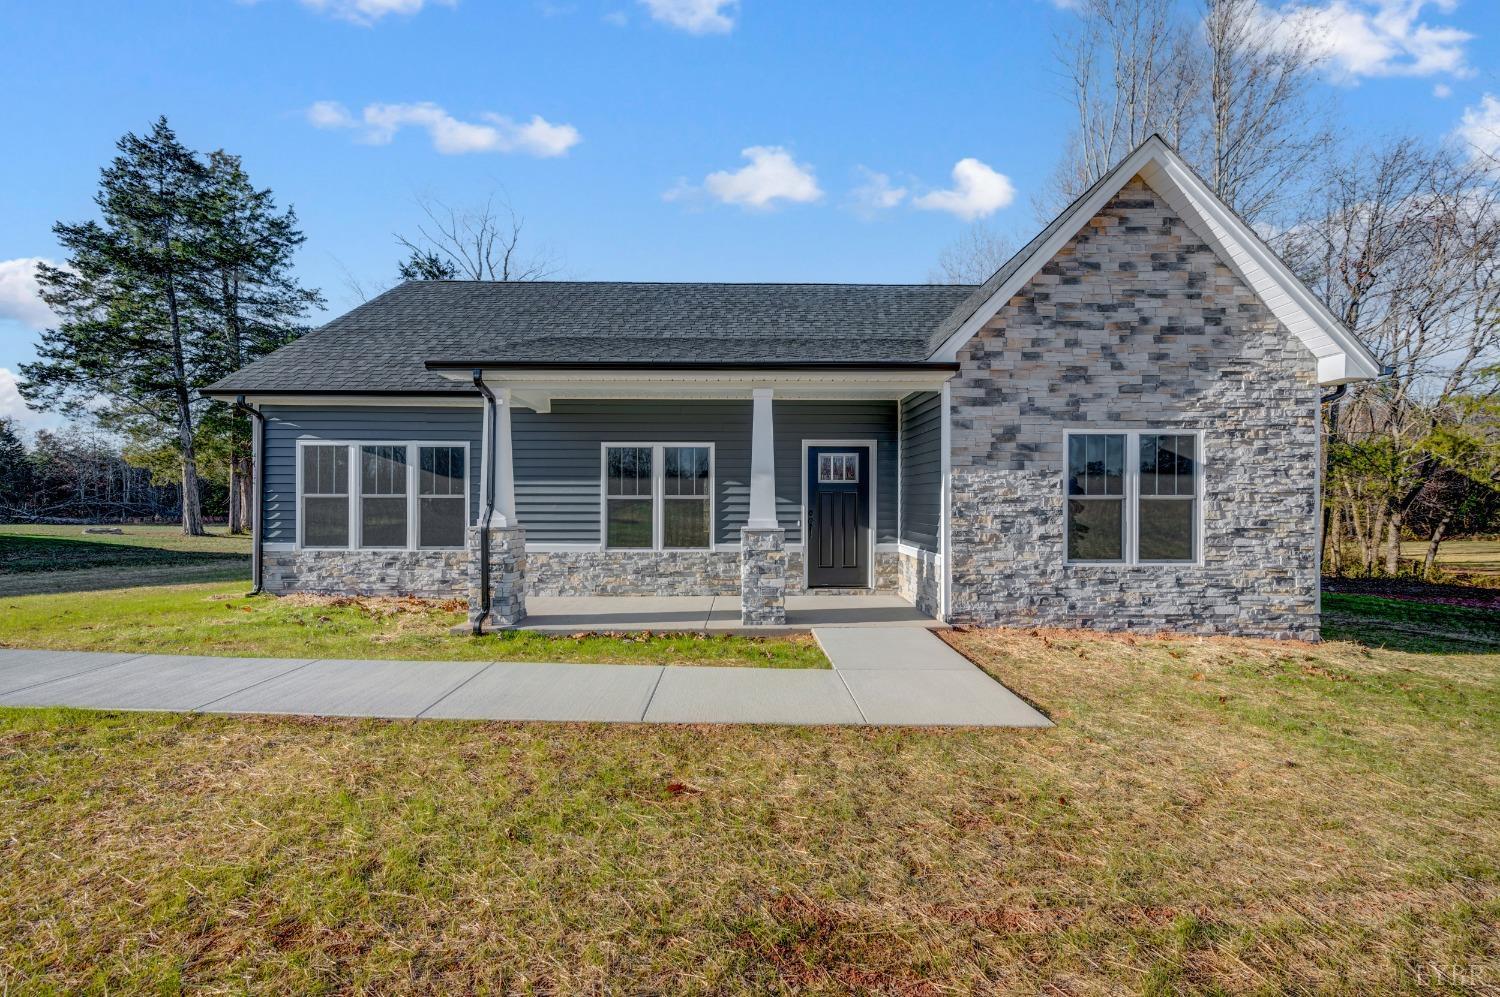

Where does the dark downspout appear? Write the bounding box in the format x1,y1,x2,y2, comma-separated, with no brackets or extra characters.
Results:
233,395,266,596
1320,383,1348,405
472,370,499,635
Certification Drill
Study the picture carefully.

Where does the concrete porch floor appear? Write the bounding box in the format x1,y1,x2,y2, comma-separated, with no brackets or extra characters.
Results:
517,594,945,633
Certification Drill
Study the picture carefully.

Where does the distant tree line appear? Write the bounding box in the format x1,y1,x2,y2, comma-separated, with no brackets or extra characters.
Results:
0,417,202,523
19,118,322,535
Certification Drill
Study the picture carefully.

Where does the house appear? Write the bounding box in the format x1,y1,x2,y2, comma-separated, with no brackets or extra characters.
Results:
202,136,1382,639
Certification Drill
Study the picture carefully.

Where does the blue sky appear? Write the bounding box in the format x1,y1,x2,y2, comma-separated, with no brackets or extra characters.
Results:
2,0,1498,427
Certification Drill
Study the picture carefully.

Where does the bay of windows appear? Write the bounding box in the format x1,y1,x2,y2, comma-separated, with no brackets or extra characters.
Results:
299,442,468,550
1065,431,1199,564
604,444,712,550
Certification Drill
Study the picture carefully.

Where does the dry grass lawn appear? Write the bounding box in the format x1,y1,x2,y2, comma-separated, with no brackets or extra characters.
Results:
1,607,1496,993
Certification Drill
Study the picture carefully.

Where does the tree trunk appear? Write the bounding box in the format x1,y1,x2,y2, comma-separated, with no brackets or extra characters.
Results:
175,383,205,536
236,455,253,536
1423,512,1452,580
228,459,243,534
1385,514,1402,577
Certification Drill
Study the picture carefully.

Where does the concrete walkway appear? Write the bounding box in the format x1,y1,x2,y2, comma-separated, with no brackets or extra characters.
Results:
0,630,1050,728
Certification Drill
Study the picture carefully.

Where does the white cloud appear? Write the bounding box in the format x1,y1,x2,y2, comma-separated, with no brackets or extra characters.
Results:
913,158,1016,221
1272,0,1472,80
0,368,47,429
305,100,355,129
848,167,907,218
603,9,629,24
1434,82,1453,98
1456,93,1500,162
638,0,735,33
308,101,581,157
0,258,56,329
667,146,822,210
295,0,455,26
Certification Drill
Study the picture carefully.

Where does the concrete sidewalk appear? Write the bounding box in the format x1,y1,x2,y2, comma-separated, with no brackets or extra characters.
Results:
0,630,1050,728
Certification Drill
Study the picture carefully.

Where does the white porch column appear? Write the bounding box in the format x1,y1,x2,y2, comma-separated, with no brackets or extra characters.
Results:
469,382,526,631
493,386,518,527
747,387,779,529
741,387,786,625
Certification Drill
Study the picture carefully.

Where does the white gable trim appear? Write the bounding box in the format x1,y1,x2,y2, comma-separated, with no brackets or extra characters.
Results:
927,136,1382,385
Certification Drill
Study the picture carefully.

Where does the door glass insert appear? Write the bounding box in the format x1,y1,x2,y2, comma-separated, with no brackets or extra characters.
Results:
817,452,859,483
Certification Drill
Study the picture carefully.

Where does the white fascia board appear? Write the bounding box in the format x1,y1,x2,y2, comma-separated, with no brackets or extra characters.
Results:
927,136,1381,385
451,368,954,404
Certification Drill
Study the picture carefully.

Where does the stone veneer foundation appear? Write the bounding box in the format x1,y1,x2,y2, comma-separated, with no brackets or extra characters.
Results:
262,548,470,599
262,546,905,603
945,177,1320,639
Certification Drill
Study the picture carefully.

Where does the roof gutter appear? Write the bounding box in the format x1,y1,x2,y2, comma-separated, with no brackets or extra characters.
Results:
232,395,266,597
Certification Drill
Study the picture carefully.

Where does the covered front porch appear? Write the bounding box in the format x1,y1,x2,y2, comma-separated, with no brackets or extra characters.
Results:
436,360,955,629
519,592,946,634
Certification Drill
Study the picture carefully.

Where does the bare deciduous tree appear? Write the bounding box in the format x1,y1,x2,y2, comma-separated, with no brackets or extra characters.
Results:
396,192,562,282
1045,0,1324,226
1046,0,1200,210
1292,139,1500,574
929,224,1015,285
1200,0,1327,224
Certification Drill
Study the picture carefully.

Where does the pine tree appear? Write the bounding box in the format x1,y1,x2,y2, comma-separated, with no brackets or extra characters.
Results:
398,248,461,281
194,150,323,533
20,117,214,534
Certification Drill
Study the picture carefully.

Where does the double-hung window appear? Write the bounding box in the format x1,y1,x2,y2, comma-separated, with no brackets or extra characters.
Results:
604,444,712,550
1065,431,1200,564
297,441,468,550
360,445,408,548
301,444,350,548
418,446,467,548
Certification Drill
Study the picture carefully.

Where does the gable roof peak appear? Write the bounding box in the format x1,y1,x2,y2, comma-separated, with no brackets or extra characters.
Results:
925,135,1381,385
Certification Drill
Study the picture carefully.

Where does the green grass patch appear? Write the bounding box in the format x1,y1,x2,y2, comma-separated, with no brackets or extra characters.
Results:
0,618,1495,991
0,580,827,668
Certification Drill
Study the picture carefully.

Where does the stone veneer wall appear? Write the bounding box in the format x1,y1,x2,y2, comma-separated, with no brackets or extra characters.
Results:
263,549,469,599
947,177,1321,639
896,547,942,619
527,549,742,596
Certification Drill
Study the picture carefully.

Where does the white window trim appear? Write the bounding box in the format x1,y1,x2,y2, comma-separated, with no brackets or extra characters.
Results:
295,439,471,552
1062,429,1204,566
599,442,716,552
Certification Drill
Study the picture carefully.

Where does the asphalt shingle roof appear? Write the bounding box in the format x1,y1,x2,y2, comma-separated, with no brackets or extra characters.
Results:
203,280,978,394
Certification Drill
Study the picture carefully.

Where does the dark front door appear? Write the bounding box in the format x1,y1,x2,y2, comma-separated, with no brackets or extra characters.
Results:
806,445,870,588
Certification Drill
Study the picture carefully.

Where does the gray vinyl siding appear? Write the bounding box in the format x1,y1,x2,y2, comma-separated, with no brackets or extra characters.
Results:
514,400,752,546
262,399,899,548
773,401,899,546
899,391,942,551
260,406,483,544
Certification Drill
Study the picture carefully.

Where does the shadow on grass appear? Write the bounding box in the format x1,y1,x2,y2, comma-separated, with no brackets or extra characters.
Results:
0,560,250,597
0,533,246,574
1322,592,1500,655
